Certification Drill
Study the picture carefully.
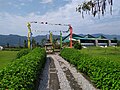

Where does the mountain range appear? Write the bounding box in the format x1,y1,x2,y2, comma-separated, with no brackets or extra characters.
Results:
0,34,120,47
0,34,60,47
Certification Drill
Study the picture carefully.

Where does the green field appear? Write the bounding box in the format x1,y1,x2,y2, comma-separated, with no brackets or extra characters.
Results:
81,47,120,62
0,51,18,69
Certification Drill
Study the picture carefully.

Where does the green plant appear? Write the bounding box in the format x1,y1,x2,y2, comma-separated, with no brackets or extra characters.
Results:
60,48,120,90
0,48,46,89
16,49,31,59
74,42,82,50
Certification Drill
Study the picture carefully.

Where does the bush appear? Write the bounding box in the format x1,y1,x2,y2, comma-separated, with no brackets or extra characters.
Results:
74,42,82,50
0,48,46,89
16,49,31,59
60,48,120,90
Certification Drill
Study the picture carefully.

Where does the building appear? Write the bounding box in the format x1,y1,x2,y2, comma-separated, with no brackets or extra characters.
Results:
62,33,117,47
0,46,3,50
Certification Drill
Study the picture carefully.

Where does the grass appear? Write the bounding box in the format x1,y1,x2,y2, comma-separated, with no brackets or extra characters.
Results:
81,46,120,62
60,47,120,89
0,51,18,69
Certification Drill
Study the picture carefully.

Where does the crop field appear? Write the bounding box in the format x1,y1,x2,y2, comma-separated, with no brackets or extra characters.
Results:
0,51,18,69
60,47,120,90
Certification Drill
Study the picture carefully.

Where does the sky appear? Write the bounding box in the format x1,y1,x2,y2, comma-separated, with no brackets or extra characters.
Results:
0,0,120,36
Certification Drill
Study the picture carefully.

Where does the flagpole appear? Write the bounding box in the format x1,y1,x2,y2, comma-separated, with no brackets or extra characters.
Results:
27,22,32,49
69,25,73,48
60,31,62,49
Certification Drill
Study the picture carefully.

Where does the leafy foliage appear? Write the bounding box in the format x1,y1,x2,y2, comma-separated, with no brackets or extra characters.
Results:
60,48,120,90
0,48,46,89
76,0,113,18
16,49,31,59
74,42,82,50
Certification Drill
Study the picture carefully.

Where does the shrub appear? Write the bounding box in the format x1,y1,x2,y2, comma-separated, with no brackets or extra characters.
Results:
16,49,31,59
60,48,120,90
0,48,46,89
74,42,82,50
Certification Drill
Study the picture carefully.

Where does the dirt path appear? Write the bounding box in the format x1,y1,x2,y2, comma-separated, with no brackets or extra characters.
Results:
38,54,98,90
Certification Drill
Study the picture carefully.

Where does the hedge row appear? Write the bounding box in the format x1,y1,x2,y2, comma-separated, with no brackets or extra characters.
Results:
16,49,31,59
0,48,46,89
60,48,120,90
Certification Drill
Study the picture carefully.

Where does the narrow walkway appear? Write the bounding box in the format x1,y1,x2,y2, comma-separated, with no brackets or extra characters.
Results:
38,54,98,90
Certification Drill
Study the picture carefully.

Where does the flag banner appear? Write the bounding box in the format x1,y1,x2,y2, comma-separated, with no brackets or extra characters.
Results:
62,30,69,33
41,22,44,24
30,21,37,23
58,24,61,25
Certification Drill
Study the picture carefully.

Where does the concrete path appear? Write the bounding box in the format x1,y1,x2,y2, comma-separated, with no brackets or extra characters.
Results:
38,54,98,90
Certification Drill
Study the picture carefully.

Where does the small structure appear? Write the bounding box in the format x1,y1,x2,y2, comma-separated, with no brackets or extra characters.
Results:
0,46,3,50
45,40,54,54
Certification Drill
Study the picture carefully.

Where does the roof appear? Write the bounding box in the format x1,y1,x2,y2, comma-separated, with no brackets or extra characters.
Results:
84,34,95,38
62,39,70,43
62,34,110,43
63,33,83,41
97,35,107,39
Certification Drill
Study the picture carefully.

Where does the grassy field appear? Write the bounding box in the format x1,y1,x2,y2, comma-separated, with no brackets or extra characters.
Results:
0,51,18,69
81,47,120,62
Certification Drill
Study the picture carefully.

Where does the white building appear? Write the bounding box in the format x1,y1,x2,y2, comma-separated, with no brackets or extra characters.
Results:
0,46,3,50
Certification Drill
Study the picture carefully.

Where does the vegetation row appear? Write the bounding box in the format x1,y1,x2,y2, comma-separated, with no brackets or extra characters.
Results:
60,48,120,90
0,48,46,89
16,49,31,59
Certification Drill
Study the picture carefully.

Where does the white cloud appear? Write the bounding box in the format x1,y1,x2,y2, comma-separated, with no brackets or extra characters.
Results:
40,0,53,4
18,0,33,2
20,3,25,6
0,0,120,36
8,2,12,5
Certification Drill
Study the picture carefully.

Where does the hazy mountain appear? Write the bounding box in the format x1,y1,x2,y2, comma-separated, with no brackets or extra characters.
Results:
0,34,60,47
0,34,27,47
92,34,120,40
0,34,120,47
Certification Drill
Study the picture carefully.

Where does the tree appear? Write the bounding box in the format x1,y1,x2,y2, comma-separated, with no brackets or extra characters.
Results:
76,0,113,18
117,40,120,46
74,42,82,50
32,38,36,48
36,42,40,47
113,37,117,40
40,38,46,47
7,43,9,48
24,40,27,48
53,38,60,49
